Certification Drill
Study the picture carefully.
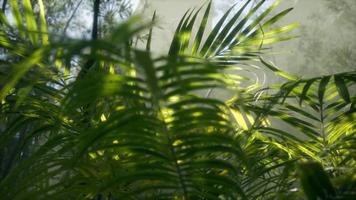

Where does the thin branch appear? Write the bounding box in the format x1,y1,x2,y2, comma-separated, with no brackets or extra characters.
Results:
62,0,85,35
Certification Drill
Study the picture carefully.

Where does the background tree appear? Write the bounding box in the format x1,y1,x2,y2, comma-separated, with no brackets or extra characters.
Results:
0,0,355,199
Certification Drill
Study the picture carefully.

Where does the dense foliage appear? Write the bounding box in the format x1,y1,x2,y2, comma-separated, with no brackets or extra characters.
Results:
0,0,355,199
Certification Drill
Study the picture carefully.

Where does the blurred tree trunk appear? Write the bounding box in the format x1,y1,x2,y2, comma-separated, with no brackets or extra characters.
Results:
92,0,100,40
77,0,101,79
1,0,7,11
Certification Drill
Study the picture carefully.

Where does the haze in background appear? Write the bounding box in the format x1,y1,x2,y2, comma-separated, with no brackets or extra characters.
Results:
146,0,355,78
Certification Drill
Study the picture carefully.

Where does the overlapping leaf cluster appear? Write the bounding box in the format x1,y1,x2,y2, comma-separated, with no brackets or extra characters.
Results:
0,0,355,199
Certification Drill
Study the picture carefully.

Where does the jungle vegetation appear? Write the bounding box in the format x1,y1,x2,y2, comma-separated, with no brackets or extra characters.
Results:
0,0,355,199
